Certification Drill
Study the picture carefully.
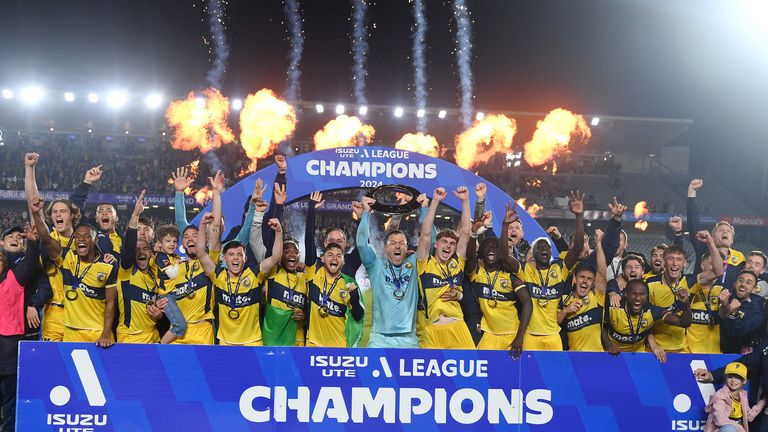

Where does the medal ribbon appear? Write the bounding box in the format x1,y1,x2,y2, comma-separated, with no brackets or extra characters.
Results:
322,274,342,308
72,257,96,293
226,272,244,311
485,267,501,301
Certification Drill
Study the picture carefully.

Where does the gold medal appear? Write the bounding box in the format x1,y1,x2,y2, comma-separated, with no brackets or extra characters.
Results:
65,289,79,301
488,298,498,308
188,290,196,299
318,306,329,317
537,297,549,306
393,288,405,300
228,309,240,320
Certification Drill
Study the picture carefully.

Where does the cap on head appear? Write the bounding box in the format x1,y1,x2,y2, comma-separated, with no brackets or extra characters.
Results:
725,362,748,381
2,226,24,238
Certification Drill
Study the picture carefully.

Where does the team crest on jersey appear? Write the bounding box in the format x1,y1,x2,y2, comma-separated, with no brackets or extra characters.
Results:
639,319,648,328
192,262,200,271
340,289,348,299
549,269,559,279
97,272,107,282
500,279,509,288
243,278,251,288
449,260,457,269
710,296,720,304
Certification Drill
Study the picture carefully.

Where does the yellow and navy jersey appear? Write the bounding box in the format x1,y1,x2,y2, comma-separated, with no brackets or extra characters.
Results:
171,250,221,324
98,231,123,256
418,255,466,322
210,265,267,344
154,252,183,295
265,267,308,311
54,249,117,330
687,282,723,354
559,290,604,351
730,396,743,421
605,303,668,352
306,263,357,347
468,265,525,335
647,274,696,351
43,229,76,305
116,265,161,335
727,249,746,267
520,260,571,336
643,271,659,280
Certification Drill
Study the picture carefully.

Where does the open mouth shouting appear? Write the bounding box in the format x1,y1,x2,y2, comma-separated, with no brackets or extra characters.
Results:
76,242,89,255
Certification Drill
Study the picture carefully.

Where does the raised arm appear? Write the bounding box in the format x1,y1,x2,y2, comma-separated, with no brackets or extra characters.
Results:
248,194,269,262
355,197,379,267
121,190,145,270
196,212,217,275
499,203,521,274
23,153,44,220
473,183,487,223
70,165,103,213
696,230,725,283
28,196,62,260
667,216,685,247
454,186,471,259
171,166,194,230
262,155,288,257
259,219,284,275
687,179,707,271
305,191,324,267
209,170,225,252
417,187,445,261
593,229,608,295
563,191,585,270
464,214,488,276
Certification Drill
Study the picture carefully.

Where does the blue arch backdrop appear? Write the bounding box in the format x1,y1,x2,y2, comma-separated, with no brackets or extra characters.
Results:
190,146,554,252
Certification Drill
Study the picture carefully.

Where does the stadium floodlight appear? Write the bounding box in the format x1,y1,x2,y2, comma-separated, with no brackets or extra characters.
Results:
591,117,600,126
358,106,368,115
335,104,345,115
1,89,12,100
476,112,485,120
438,109,447,119
20,86,43,105
87,92,99,103
231,98,243,111
315,104,324,113
416,109,425,118
107,91,128,108
394,107,404,118
87,129,93,133
124,130,130,135
64,92,75,102
49,127,55,132
145,93,163,109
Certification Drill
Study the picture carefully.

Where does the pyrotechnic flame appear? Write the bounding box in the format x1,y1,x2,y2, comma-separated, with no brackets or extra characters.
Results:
165,88,234,153
516,197,543,218
239,89,297,160
395,133,440,156
194,186,213,205
552,161,558,175
634,201,650,231
314,115,375,150
189,160,201,178
526,178,542,188
184,187,193,196
524,108,591,166
527,203,543,218
633,201,649,219
238,159,258,178
454,114,517,170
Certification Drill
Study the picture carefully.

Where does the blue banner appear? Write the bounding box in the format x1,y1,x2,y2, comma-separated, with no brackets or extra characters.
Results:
17,342,735,431
0,190,198,206
191,147,554,251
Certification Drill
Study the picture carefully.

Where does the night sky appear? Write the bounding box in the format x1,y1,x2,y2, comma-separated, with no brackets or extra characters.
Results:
1,0,766,196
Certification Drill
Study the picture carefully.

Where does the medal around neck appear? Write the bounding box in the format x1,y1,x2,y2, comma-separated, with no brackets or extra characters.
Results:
228,309,240,320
